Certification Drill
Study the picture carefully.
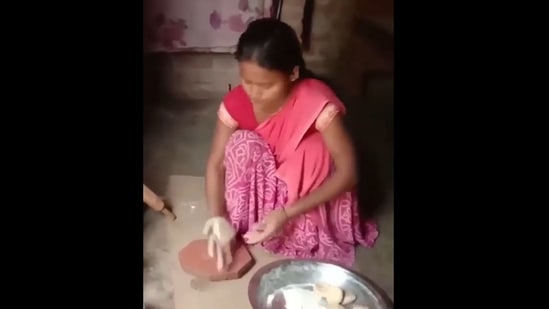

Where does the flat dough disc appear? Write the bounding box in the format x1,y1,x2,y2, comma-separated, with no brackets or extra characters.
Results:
341,291,357,305
313,283,344,305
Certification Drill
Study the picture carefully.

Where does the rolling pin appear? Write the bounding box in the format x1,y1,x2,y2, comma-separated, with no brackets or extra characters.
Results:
143,184,176,221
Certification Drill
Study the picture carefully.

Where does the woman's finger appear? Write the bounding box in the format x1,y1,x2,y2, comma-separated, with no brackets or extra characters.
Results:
244,229,269,244
223,241,233,267
245,226,274,244
243,230,261,244
250,221,266,232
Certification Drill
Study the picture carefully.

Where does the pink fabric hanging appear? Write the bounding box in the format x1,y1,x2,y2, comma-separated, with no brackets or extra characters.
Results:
144,0,274,53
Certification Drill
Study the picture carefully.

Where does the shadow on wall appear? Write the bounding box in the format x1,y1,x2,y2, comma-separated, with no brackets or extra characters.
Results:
144,54,166,103
320,2,394,221
344,78,394,221
315,70,393,221
143,54,166,132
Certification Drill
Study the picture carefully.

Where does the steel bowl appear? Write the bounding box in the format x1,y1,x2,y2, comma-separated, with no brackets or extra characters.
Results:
248,259,393,309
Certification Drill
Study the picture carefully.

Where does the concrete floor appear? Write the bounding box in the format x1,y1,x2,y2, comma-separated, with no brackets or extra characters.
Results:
143,81,394,307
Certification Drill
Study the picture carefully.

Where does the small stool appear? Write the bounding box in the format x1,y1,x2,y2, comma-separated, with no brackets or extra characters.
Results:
143,184,176,221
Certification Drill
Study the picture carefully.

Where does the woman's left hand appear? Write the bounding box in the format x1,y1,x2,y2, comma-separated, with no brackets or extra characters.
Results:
243,208,289,244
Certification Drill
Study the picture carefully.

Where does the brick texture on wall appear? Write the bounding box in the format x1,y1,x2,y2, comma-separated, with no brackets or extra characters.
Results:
332,0,393,97
144,0,392,100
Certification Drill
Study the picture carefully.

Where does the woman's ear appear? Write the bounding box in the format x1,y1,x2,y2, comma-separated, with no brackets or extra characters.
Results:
290,66,300,81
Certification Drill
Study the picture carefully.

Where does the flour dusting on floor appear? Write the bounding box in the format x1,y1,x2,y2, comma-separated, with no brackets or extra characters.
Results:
143,209,174,309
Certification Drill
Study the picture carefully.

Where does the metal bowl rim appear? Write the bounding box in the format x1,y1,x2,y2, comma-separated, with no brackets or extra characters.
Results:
247,258,393,309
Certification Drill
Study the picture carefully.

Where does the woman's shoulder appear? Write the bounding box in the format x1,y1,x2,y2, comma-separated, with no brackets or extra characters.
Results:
222,85,248,106
294,78,343,108
296,78,332,91
221,85,255,126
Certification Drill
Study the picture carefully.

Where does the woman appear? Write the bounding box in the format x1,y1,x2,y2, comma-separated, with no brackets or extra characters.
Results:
205,18,378,267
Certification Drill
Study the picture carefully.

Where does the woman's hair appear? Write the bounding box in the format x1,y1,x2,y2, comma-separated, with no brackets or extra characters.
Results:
235,18,314,79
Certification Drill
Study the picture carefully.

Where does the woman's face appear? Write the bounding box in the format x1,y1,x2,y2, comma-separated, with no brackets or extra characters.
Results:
239,60,294,109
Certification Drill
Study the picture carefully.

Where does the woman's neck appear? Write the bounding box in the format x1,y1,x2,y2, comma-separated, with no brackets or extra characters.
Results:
262,81,299,113
258,101,284,115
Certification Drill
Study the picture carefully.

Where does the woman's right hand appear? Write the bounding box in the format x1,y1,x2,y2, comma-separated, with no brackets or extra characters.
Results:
222,237,237,267
204,214,237,269
210,205,227,218
205,117,234,226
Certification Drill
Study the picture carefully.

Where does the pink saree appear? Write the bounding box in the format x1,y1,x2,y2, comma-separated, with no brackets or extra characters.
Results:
220,79,379,267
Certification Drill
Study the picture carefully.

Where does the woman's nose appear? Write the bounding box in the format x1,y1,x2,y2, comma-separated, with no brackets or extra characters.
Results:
249,86,262,100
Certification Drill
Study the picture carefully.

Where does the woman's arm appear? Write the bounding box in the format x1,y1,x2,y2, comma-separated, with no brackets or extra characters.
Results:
284,114,357,219
205,118,235,217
